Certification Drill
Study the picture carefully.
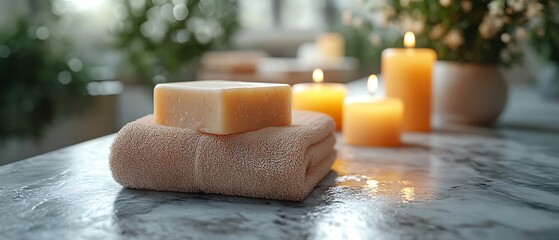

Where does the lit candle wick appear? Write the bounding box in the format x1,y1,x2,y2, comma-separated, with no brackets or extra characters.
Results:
312,68,324,83
368,74,378,96
404,31,415,48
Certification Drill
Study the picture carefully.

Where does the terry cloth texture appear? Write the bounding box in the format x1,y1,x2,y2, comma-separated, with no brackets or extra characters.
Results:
109,110,336,201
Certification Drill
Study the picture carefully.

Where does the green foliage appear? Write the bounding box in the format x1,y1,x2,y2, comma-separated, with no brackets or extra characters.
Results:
334,22,399,74
0,20,88,141
111,0,239,86
530,0,559,63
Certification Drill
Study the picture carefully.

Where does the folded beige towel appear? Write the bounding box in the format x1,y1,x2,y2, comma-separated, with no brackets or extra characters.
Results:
109,111,336,201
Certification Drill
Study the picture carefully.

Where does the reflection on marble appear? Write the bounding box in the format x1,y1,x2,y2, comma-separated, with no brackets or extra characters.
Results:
1,128,559,239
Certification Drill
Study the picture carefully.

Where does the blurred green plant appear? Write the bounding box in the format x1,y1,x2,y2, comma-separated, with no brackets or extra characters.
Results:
529,0,559,64
111,0,239,86
0,20,88,142
333,20,399,76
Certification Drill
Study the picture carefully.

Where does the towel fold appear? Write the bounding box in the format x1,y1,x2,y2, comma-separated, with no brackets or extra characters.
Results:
109,111,336,201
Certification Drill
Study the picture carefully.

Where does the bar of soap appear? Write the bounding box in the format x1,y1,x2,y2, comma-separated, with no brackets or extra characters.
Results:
154,80,291,135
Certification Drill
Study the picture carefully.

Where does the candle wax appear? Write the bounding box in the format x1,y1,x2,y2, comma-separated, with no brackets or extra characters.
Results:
382,48,436,132
342,96,403,146
292,83,347,130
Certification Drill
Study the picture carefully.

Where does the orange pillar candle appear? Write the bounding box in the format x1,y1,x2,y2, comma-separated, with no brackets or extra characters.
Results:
343,75,403,146
292,69,347,129
381,32,437,132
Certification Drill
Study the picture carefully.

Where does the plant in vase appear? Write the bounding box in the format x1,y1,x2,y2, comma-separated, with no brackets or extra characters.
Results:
356,0,542,125
529,0,559,99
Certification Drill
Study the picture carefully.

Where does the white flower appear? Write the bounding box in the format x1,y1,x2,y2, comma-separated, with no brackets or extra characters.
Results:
412,21,425,34
399,14,413,30
369,33,382,47
342,10,353,26
526,2,543,18
372,6,394,27
443,29,464,49
479,25,492,38
440,0,452,7
353,17,364,27
399,13,425,34
501,33,511,43
372,15,388,27
488,1,504,15
429,24,446,39
515,27,528,41
478,14,505,38
400,0,410,7
507,0,526,12
383,6,396,18
461,0,472,12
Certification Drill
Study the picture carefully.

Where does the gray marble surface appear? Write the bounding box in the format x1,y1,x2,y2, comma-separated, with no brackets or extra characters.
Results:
1,85,559,239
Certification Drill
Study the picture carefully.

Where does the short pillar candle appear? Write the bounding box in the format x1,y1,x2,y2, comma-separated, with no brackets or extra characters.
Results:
292,69,347,129
342,75,403,146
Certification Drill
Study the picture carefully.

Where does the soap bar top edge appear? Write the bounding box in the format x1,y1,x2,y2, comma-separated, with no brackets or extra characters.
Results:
155,80,290,91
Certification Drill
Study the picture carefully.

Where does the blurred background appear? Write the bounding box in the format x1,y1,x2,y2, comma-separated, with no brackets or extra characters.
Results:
1,0,558,165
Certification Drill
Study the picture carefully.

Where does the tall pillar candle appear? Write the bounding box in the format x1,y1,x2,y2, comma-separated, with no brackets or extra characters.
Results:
381,32,436,132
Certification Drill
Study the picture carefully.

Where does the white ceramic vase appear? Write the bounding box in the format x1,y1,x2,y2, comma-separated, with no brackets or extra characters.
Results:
433,61,508,126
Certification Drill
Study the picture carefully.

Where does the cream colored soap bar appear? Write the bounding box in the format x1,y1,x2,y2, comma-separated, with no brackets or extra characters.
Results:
154,80,291,135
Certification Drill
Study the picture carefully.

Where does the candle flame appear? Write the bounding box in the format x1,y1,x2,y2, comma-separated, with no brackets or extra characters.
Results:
312,68,324,83
404,31,415,48
367,74,378,94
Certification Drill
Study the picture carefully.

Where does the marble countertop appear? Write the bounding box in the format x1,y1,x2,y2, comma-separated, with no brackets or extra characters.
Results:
1,85,559,239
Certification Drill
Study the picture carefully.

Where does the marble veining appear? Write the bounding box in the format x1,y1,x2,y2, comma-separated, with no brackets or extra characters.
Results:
1,125,559,239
